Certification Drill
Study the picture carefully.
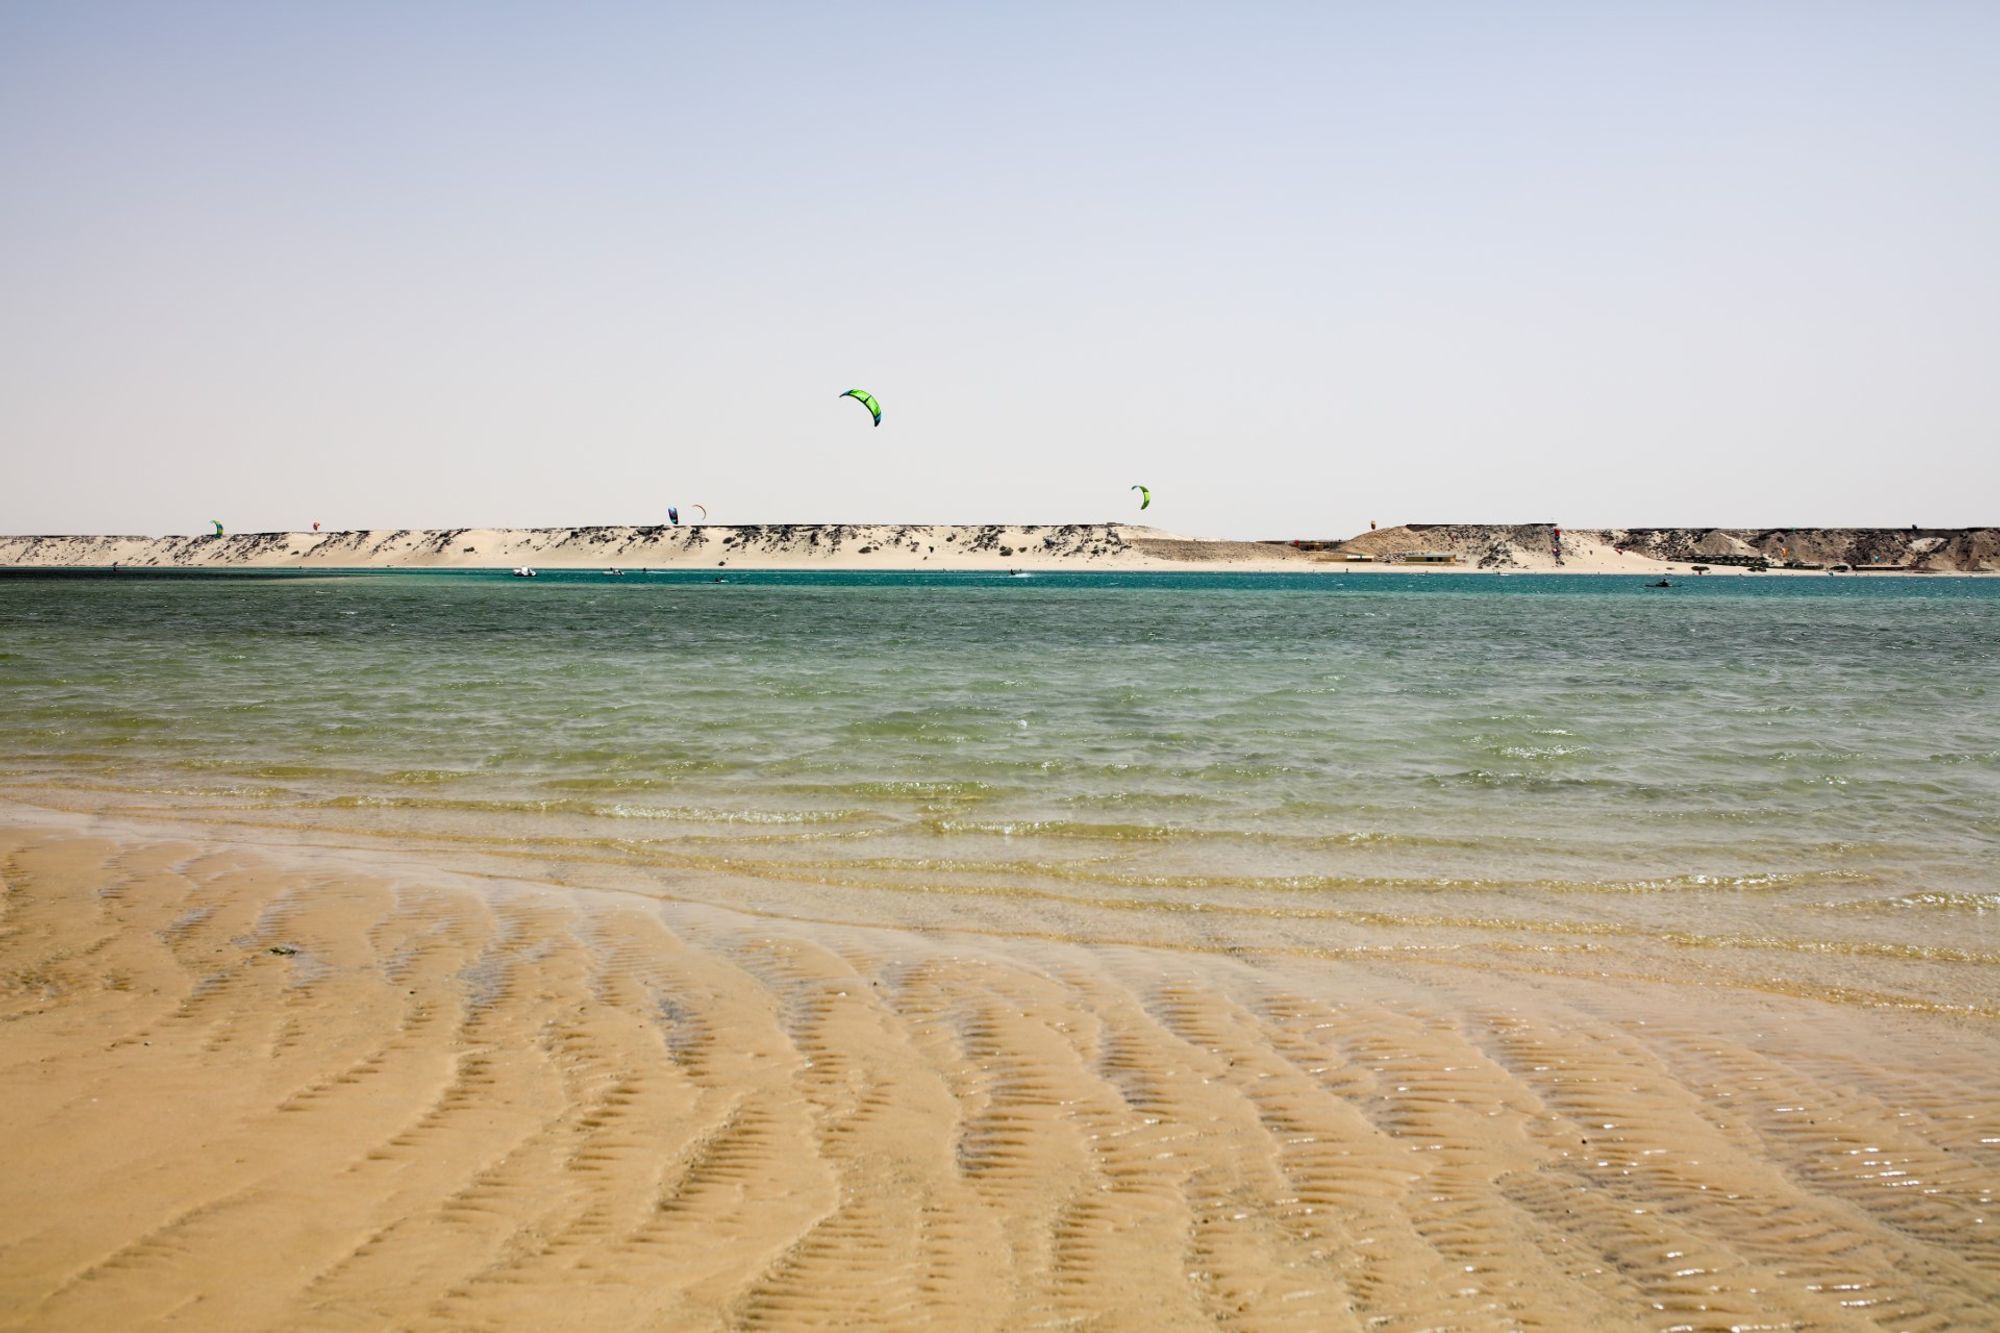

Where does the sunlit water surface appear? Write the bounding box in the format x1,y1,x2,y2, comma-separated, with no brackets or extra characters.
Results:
3,569,1996,1009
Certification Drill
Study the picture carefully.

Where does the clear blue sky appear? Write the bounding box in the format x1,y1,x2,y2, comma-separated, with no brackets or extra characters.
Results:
3,2,1996,536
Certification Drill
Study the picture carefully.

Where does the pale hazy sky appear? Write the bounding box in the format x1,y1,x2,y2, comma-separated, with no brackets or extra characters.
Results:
3,2,1996,537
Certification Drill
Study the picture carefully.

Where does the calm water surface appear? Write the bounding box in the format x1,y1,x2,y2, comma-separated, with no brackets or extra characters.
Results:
4,570,1996,1008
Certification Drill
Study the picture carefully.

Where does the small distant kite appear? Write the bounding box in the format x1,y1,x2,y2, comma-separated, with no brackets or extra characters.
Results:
1131,485,1150,511
839,389,882,426
210,519,225,536
668,506,680,526
690,503,707,522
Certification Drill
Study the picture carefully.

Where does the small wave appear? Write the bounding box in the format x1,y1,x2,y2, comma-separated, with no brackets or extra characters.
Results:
810,780,1008,802
1659,931,2000,964
720,852,1655,898
1927,750,2000,766
313,792,878,825
927,817,1174,841
1586,869,1877,893
538,775,686,793
601,802,875,825
679,826,890,845
920,816,1419,848
1834,891,2000,915
1425,769,1622,792
1056,790,1217,811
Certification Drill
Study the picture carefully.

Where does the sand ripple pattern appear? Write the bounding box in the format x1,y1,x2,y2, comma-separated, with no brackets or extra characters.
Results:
2,821,1997,1331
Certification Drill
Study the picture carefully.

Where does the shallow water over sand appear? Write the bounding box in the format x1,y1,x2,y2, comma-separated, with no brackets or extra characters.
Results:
4,571,1997,1007
2,572,1997,1327
3,813,1997,1330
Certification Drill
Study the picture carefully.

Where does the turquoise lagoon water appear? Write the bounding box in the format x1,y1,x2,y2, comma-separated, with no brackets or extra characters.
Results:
3,570,1997,1006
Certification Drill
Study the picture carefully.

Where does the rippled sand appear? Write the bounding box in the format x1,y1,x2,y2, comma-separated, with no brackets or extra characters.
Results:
3,804,1996,1331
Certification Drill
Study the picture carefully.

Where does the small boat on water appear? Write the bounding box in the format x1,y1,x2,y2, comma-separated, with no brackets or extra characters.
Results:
511,566,536,578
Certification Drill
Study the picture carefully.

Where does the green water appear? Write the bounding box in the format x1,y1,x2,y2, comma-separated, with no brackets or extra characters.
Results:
4,571,1997,997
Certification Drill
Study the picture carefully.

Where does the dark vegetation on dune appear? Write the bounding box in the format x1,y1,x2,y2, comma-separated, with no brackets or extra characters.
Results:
1330,524,2000,571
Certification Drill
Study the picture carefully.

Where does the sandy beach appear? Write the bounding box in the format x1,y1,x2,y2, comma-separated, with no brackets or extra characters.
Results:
3,793,1996,1330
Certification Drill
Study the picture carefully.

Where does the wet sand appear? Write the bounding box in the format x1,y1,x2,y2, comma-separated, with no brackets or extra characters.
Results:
3,801,1996,1330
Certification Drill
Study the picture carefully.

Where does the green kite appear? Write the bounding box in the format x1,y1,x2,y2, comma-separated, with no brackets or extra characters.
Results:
839,389,882,427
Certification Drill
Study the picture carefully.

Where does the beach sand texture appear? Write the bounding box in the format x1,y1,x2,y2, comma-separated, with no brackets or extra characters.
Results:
4,806,1996,1332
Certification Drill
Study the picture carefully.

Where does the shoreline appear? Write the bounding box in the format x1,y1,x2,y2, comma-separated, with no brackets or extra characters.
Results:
2,563,1989,580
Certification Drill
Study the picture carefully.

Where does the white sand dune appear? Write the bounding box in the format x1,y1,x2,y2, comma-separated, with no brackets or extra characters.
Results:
0,524,1315,573
4,523,1992,574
